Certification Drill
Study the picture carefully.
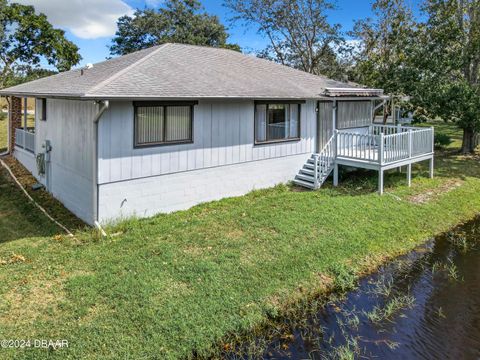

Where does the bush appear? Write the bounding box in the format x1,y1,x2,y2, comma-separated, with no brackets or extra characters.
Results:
434,133,453,149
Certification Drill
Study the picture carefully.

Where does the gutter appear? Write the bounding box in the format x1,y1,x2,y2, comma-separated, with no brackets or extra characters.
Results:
92,100,109,231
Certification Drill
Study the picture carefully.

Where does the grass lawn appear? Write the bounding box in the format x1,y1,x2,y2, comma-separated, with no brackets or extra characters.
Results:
0,121,479,359
0,112,7,153
0,112,35,153
417,118,464,149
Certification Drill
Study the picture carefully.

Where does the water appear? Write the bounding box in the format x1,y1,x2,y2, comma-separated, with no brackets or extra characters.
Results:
240,217,480,359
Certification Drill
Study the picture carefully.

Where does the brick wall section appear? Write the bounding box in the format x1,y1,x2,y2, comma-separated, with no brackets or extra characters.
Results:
9,96,22,153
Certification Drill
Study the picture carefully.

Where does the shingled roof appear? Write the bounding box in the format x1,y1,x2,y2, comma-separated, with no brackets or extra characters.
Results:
0,43,383,100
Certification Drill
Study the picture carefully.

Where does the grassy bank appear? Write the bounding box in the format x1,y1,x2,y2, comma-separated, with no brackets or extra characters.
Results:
0,122,479,359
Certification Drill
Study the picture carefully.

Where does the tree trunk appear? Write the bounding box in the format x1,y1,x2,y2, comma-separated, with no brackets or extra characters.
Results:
461,128,478,153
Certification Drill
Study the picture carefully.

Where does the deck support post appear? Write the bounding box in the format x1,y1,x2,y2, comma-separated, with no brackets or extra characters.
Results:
407,164,412,187
429,157,434,178
333,163,339,187
378,169,384,195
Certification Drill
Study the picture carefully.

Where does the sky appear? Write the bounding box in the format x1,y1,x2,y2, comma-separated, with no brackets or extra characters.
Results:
13,0,420,68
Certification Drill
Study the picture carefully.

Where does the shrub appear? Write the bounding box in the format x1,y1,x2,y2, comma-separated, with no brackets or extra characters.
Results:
434,133,453,149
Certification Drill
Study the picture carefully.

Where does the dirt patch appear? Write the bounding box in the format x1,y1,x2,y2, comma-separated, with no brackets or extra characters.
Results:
408,179,464,204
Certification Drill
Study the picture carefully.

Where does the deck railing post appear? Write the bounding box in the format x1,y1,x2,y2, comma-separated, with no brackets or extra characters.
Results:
313,154,319,189
408,129,413,159
333,129,338,159
379,132,384,164
431,127,434,154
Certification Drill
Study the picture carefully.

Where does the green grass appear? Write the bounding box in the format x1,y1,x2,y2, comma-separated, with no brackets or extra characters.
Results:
0,112,7,153
417,119,463,149
0,122,479,359
0,112,35,153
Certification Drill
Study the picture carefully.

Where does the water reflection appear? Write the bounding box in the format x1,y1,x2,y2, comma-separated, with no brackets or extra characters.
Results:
238,218,480,359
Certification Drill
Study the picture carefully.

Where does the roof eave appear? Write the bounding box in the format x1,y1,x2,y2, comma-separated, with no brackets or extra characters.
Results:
0,92,387,102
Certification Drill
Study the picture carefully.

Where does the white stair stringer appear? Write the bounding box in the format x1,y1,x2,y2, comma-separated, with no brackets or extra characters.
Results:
293,134,336,189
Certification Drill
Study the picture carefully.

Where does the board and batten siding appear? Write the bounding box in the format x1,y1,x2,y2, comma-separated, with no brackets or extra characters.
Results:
97,100,316,184
33,99,96,224
336,101,373,129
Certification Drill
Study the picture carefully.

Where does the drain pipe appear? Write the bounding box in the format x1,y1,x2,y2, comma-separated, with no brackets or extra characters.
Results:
92,100,109,235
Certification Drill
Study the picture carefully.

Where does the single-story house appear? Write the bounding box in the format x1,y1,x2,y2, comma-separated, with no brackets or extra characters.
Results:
0,43,434,225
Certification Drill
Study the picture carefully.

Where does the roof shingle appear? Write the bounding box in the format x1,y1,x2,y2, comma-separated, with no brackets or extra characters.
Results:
0,43,382,99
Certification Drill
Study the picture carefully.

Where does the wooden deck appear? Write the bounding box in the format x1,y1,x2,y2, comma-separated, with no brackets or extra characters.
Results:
294,124,434,193
336,125,434,193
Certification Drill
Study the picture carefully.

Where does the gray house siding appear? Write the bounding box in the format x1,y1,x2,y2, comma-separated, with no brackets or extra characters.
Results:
96,100,316,222
29,99,96,224
97,100,316,183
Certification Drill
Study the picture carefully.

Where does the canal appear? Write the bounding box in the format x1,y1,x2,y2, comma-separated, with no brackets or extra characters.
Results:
235,216,480,359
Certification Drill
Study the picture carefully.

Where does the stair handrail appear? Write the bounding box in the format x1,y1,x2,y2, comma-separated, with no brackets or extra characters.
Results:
314,132,337,186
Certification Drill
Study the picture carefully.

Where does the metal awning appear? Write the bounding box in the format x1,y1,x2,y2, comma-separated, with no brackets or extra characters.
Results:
324,87,385,97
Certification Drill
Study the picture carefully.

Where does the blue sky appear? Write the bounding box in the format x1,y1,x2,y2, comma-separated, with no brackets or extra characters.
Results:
14,0,421,68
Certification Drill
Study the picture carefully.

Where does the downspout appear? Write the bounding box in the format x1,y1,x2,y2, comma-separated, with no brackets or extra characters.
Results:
92,100,109,233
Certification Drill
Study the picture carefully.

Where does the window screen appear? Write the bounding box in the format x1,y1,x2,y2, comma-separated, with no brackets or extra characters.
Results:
135,104,193,147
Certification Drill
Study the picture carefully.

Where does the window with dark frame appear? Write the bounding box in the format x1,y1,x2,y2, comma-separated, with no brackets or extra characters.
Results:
254,102,301,143
40,98,47,121
134,102,195,147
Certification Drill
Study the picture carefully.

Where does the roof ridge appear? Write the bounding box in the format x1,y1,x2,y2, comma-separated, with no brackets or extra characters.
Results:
85,43,170,96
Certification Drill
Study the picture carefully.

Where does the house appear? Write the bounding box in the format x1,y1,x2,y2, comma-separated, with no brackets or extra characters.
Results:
0,43,434,225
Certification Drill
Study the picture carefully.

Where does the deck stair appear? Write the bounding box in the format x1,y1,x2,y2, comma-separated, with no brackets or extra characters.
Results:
294,134,336,189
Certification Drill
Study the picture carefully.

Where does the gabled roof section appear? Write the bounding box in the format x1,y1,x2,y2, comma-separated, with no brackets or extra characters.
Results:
0,43,383,100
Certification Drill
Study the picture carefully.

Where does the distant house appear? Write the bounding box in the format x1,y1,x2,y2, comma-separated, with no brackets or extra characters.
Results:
0,43,433,225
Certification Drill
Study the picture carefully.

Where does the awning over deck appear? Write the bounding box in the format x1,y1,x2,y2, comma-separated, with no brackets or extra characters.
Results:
324,87,385,97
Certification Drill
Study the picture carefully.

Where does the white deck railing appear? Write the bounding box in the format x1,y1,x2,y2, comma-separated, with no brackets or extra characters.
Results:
336,124,433,165
312,134,336,187
15,128,35,153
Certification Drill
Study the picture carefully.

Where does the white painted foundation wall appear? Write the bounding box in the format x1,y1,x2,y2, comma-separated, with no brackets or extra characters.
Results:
98,153,310,222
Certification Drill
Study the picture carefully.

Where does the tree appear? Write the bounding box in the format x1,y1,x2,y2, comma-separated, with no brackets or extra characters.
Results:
225,0,346,79
0,2,81,89
3,65,57,88
110,0,240,56
415,0,480,153
348,0,420,123
348,0,418,95
349,0,480,152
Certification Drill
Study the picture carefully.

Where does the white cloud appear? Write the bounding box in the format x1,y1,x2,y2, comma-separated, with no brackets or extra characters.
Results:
14,0,134,39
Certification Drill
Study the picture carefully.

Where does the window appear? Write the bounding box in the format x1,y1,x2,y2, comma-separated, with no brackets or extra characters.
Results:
39,98,47,121
255,102,301,144
134,102,195,147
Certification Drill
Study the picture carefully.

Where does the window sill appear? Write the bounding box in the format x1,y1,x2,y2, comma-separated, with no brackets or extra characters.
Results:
134,140,193,149
254,138,301,146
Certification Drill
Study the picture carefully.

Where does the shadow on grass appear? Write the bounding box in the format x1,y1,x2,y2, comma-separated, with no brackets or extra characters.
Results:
292,148,480,197
0,168,60,243
0,158,87,244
